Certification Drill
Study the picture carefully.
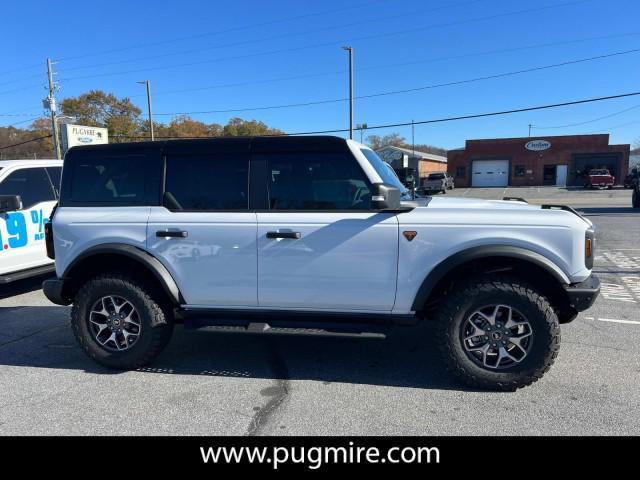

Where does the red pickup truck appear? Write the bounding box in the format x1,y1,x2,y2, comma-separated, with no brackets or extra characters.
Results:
585,169,615,189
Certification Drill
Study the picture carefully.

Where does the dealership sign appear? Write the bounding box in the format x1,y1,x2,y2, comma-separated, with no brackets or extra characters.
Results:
61,124,109,152
525,140,551,151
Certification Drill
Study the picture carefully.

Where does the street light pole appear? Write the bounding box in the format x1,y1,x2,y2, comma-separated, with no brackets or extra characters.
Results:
138,80,154,141
342,46,353,140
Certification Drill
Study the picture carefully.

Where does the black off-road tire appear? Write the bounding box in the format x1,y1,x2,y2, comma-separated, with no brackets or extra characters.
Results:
71,274,174,369
434,275,560,391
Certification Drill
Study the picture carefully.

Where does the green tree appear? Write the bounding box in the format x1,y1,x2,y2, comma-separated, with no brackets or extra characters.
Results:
222,117,284,136
60,90,142,142
157,115,222,138
0,118,54,159
366,133,406,150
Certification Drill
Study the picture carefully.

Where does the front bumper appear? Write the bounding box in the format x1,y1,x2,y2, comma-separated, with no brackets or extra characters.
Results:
564,274,600,312
42,278,72,306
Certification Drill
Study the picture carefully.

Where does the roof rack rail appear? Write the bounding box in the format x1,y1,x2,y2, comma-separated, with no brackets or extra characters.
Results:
502,197,528,203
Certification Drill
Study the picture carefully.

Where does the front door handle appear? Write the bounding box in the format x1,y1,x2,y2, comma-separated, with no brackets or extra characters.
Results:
266,231,301,239
156,230,188,238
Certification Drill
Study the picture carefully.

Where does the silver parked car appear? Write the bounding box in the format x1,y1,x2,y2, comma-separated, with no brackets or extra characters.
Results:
422,172,454,194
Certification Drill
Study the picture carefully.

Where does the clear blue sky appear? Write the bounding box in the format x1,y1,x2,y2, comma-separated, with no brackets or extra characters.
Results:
1,0,639,149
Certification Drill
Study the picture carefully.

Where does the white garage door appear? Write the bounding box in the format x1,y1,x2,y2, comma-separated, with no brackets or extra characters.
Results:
472,159,509,187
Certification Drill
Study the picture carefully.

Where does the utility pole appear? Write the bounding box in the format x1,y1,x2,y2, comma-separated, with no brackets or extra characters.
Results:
342,46,353,140
138,80,154,140
46,58,62,160
528,124,532,137
411,120,415,159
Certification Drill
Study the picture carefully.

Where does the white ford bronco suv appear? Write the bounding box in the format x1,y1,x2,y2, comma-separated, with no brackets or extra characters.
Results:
0,159,62,283
43,137,599,390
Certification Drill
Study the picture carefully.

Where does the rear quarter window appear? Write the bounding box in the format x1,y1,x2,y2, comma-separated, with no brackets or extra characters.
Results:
61,151,161,206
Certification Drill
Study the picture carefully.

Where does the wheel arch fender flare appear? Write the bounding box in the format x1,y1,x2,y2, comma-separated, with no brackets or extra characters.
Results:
63,243,183,305
411,245,571,311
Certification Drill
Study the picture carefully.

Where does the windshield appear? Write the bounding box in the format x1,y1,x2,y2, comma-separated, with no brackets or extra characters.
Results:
359,148,412,199
590,169,609,175
428,173,445,179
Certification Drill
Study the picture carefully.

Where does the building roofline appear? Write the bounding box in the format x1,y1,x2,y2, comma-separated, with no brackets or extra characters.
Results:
374,144,447,162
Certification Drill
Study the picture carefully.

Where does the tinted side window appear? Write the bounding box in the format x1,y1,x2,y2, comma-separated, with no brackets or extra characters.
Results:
164,155,249,210
70,156,146,203
0,167,55,209
46,167,62,196
266,153,371,210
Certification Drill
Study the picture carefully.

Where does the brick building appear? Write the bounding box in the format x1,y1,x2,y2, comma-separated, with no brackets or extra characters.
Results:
375,145,447,181
447,134,630,187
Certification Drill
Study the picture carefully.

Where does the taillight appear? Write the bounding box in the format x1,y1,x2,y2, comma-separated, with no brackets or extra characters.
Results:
45,203,57,260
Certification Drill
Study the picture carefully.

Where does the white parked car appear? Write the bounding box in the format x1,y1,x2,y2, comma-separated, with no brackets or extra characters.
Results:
0,159,62,283
43,138,599,390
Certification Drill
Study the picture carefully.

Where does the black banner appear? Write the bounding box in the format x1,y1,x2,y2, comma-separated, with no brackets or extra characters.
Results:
1,436,638,473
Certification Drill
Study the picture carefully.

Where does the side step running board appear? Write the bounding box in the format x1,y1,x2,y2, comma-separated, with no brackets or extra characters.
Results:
184,318,389,339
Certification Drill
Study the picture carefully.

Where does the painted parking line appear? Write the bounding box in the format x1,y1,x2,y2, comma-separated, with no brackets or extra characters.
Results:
584,316,640,325
597,318,640,326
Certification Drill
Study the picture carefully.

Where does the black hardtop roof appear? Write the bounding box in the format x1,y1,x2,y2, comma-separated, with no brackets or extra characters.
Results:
66,135,351,156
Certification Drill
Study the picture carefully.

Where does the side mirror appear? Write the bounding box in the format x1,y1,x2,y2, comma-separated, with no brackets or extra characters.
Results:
0,195,22,213
371,183,402,210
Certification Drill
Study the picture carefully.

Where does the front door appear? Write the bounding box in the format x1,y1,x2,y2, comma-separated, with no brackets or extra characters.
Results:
256,152,399,312
147,153,257,307
556,165,568,186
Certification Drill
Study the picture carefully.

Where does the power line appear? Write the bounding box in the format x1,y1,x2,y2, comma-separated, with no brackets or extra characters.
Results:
0,0,390,79
55,0,391,63
57,0,592,83
0,116,42,128
58,0,487,75
531,103,640,129
151,48,640,116
3,4,632,93
0,112,42,117
0,71,46,88
126,31,640,100
0,134,52,151
0,82,46,97
111,91,640,140
585,120,640,134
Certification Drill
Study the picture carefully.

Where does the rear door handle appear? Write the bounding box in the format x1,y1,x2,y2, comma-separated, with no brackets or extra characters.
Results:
156,230,188,238
266,231,301,239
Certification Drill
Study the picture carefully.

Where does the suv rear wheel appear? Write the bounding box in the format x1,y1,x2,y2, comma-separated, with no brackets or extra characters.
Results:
71,274,174,369
435,275,560,391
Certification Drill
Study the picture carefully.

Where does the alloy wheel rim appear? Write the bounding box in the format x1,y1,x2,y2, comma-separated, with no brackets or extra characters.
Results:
461,304,533,370
89,295,142,351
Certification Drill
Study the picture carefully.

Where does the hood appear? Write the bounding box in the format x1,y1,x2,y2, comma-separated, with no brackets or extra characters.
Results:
406,195,593,228
425,196,541,210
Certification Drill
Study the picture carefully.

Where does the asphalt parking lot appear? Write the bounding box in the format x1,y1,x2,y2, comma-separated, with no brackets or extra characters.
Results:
0,187,638,435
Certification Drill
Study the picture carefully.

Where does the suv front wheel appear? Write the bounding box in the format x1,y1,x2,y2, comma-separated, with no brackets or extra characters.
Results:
71,274,174,369
435,275,560,391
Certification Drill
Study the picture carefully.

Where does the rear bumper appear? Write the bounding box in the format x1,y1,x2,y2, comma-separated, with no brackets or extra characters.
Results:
42,278,71,306
564,274,600,312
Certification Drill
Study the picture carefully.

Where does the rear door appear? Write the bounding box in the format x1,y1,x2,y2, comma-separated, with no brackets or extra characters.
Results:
255,151,399,312
0,167,57,274
146,148,257,307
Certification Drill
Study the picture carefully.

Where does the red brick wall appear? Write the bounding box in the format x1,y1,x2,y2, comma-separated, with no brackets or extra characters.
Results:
419,159,447,177
447,134,630,187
